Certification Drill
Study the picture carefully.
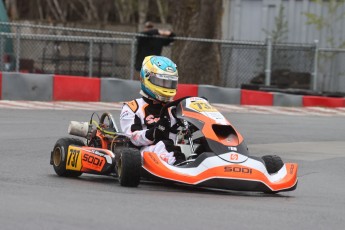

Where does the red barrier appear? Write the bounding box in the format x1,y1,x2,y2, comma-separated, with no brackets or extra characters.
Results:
0,72,2,99
53,75,100,101
303,96,345,107
241,89,273,106
175,84,198,99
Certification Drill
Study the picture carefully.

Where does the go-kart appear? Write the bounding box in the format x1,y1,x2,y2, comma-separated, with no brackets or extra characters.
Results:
50,96,298,193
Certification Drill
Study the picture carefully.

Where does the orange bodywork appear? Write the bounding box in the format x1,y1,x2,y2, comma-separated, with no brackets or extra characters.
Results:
142,151,298,192
181,110,244,146
95,130,111,149
67,146,113,173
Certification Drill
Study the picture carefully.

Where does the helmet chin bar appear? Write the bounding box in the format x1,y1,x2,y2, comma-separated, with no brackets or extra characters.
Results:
140,90,174,103
156,94,174,103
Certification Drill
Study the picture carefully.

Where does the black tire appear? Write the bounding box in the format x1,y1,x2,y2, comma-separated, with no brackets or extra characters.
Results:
262,155,284,174
52,137,85,177
114,147,141,187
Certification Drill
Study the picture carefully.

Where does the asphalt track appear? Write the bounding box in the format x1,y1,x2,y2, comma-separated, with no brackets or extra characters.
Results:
0,108,345,230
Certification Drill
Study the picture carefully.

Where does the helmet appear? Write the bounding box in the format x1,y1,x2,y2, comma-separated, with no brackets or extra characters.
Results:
140,55,179,102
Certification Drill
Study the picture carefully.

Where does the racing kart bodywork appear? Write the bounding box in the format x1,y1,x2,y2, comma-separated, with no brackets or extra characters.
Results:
50,97,298,193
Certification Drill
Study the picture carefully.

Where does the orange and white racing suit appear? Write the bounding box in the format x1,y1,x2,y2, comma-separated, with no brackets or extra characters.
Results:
119,97,179,165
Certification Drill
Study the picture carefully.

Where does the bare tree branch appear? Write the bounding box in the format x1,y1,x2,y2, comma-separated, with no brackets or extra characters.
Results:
36,0,44,20
46,0,60,21
52,0,65,22
155,0,166,24
87,0,99,21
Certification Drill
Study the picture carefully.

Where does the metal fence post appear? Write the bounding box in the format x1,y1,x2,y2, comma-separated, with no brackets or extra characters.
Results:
312,40,319,91
88,40,93,77
15,25,21,72
265,36,272,86
129,36,137,80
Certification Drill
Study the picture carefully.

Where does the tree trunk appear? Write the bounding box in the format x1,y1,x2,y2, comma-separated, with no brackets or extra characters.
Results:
5,0,19,20
172,0,222,86
138,0,149,30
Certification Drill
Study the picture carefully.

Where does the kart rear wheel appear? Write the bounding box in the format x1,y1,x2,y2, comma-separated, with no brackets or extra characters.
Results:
262,155,284,174
52,137,85,177
114,147,141,187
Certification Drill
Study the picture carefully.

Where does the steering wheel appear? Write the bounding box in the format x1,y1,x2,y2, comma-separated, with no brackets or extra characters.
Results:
159,96,192,119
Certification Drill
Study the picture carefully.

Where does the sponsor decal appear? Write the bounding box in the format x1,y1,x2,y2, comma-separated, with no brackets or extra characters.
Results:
159,154,169,163
289,164,294,174
148,152,159,164
85,149,105,157
120,110,130,120
189,101,218,113
66,146,82,171
230,153,239,161
224,166,252,174
82,153,105,171
146,115,159,125
132,131,143,141
228,147,237,151
166,67,174,72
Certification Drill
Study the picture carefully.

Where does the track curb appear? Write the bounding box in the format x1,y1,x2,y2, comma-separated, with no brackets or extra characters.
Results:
0,72,344,107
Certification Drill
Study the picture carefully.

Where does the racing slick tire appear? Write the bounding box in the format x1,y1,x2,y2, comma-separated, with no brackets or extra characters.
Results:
262,155,284,174
51,137,85,177
114,147,141,187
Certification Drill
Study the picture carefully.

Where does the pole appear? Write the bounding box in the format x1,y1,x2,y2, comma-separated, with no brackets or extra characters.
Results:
15,26,20,72
312,40,319,91
88,40,93,77
265,36,272,86
129,37,137,80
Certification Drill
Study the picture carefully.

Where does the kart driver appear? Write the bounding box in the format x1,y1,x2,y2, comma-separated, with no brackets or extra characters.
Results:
119,55,185,165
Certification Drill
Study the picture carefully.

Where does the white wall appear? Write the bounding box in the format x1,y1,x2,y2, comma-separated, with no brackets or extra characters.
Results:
222,0,345,48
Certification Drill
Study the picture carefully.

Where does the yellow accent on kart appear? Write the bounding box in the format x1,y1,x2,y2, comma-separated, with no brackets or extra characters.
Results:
189,101,218,113
66,146,82,171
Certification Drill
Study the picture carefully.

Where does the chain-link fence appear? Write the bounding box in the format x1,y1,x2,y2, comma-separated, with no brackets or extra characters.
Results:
220,42,266,87
317,49,345,94
0,32,135,78
1,22,344,94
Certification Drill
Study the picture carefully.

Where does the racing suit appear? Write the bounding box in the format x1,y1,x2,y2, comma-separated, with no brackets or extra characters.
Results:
120,97,182,165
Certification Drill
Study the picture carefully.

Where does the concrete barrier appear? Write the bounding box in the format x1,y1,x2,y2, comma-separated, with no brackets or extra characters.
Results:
273,92,303,107
241,90,273,106
101,78,141,102
303,95,345,107
0,72,344,107
2,72,53,101
198,85,241,104
53,75,100,101
175,84,198,99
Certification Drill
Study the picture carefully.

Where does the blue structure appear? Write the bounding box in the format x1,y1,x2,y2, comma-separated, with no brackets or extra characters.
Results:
0,0,14,70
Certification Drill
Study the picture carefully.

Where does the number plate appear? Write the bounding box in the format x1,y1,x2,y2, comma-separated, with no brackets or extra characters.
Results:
66,146,82,171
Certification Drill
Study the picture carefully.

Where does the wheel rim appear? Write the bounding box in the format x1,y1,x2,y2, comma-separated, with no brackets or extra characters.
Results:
53,147,62,167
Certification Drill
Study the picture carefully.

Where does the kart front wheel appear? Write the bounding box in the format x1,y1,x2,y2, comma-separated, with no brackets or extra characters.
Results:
262,155,284,174
115,148,141,187
51,137,85,177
